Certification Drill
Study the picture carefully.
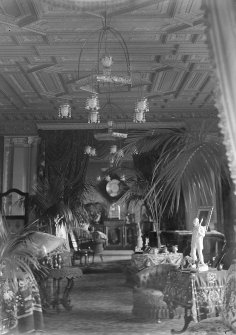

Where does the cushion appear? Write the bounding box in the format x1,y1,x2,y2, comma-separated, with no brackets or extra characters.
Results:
132,287,172,321
134,263,177,291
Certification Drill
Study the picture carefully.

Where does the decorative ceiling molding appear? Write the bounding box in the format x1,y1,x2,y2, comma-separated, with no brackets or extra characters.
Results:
0,0,219,135
36,121,186,130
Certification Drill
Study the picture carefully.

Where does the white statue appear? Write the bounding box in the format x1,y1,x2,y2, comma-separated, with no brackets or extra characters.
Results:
135,223,143,252
190,217,208,271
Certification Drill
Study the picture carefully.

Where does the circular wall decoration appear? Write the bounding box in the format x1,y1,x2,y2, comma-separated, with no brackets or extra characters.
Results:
106,179,120,197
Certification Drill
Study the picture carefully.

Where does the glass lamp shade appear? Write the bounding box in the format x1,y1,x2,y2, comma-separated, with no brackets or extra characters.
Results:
88,111,100,124
133,146,139,155
101,55,113,68
109,155,115,165
101,55,113,76
85,94,100,111
136,98,149,113
107,120,113,128
117,149,124,158
90,148,96,156
110,145,117,154
133,110,146,123
84,145,92,155
58,103,72,118
84,146,96,156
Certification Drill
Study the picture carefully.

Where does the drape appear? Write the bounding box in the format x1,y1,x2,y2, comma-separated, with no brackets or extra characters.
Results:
39,130,90,184
38,130,115,205
205,0,236,191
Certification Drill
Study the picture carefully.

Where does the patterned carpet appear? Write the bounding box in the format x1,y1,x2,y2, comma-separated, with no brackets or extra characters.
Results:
43,264,233,335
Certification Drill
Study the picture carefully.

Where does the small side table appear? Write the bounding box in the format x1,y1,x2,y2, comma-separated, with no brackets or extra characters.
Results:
46,266,83,312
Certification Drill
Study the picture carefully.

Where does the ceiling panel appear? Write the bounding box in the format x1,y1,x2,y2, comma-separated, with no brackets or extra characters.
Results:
0,0,219,135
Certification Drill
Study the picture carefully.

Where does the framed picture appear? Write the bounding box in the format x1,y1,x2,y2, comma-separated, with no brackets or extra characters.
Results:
197,206,214,230
0,188,29,233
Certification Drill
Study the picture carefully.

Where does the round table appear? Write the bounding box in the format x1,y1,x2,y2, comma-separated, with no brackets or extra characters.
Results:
43,266,83,312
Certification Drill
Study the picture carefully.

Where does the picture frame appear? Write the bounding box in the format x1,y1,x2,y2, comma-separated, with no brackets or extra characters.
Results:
0,188,29,233
197,206,214,230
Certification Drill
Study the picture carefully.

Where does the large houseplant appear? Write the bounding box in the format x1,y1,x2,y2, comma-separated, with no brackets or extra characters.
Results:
29,173,92,233
119,125,230,244
0,216,41,287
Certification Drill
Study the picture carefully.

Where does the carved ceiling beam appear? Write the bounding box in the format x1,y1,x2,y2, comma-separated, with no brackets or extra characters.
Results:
174,63,194,99
16,62,45,100
0,74,28,109
108,0,163,18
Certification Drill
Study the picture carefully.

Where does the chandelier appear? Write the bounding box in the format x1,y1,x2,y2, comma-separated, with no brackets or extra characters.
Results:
58,103,71,119
78,13,132,94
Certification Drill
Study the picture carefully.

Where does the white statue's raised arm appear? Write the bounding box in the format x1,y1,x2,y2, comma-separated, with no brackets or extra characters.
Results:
190,217,208,271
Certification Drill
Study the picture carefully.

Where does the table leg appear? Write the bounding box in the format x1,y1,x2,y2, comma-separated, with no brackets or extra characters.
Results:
171,308,193,334
51,278,62,312
61,277,74,311
84,252,88,265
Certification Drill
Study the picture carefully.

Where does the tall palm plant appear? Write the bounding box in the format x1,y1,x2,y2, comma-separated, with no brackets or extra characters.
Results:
120,125,230,234
29,172,93,232
0,215,41,290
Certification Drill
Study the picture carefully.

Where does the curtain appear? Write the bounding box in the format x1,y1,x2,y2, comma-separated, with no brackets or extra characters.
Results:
38,130,93,206
205,0,236,191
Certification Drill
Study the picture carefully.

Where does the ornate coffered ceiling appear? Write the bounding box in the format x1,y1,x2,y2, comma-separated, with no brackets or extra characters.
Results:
0,0,219,135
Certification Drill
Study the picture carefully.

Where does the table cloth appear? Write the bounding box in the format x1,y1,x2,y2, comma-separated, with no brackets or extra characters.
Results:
163,268,227,333
0,275,44,334
131,252,183,271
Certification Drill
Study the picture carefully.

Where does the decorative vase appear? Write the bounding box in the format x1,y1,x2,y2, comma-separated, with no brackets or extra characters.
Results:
222,259,236,332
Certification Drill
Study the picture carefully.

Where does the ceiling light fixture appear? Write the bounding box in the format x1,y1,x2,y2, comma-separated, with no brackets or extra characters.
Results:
85,93,100,124
133,109,146,123
133,74,149,123
58,103,71,119
78,12,132,94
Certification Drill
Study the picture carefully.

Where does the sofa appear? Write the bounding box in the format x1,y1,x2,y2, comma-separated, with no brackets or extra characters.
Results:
132,263,180,322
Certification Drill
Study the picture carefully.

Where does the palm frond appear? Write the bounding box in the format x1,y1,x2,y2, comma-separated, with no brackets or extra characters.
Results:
0,215,42,290
146,129,229,215
119,125,229,222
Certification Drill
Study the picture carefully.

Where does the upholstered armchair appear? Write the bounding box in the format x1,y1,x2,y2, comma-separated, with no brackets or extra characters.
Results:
132,263,179,322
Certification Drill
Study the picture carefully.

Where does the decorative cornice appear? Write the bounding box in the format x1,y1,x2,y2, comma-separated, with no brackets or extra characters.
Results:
36,121,186,131
4,136,40,146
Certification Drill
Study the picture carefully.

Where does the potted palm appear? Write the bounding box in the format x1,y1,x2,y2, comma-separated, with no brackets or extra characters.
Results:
0,213,67,334
0,216,41,334
28,173,92,232
118,125,230,246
